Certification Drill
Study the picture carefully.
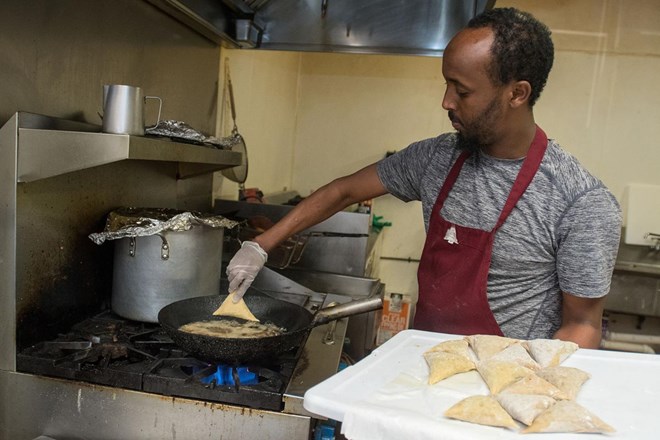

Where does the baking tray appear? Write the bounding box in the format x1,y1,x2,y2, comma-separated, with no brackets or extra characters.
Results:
303,329,660,439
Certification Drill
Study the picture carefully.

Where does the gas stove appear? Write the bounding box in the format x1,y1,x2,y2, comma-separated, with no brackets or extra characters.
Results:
16,310,302,411
5,284,346,439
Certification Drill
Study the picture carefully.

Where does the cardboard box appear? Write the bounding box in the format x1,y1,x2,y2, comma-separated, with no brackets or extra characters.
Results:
376,293,412,346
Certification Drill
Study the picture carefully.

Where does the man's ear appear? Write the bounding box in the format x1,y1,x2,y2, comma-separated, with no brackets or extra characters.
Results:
509,81,532,108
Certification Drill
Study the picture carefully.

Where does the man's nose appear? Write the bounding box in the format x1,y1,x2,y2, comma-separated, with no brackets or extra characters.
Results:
442,90,454,111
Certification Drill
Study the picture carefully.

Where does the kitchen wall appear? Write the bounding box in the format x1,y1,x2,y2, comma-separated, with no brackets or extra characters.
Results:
219,0,660,300
0,0,222,208
214,51,301,199
0,0,224,349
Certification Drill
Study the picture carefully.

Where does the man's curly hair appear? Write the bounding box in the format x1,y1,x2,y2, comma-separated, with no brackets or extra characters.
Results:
467,7,554,107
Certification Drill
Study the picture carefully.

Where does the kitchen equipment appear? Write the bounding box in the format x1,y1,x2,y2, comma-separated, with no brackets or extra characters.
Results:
1,112,384,439
158,290,383,364
102,84,162,135
112,226,224,322
624,183,660,247
220,62,249,186
89,207,237,323
151,0,492,57
216,199,375,275
304,330,660,440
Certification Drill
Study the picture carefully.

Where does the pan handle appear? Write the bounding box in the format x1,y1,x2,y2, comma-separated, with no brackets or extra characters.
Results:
311,296,383,327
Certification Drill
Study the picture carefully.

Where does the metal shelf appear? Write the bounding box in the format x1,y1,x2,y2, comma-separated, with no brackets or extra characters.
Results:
13,112,242,182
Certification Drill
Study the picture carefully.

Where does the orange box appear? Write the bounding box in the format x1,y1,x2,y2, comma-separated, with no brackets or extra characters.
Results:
376,293,412,346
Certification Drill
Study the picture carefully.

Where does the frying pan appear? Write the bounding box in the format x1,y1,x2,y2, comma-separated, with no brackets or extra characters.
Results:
158,290,382,364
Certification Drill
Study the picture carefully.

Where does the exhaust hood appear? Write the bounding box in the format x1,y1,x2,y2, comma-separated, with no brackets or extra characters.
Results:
149,0,496,57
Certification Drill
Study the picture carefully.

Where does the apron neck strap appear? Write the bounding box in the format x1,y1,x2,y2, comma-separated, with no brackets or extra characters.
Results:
494,125,548,230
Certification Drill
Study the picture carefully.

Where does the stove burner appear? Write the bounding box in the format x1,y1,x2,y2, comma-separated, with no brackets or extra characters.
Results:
16,311,301,411
199,365,258,386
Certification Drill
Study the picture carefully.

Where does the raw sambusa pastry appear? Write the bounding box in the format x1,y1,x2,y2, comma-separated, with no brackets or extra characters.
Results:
425,338,473,360
522,400,615,434
465,334,519,360
445,395,518,429
424,350,476,384
499,373,568,400
489,343,540,370
477,360,534,394
523,338,579,368
536,366,590,400
213,295,259,322
495,393,556,426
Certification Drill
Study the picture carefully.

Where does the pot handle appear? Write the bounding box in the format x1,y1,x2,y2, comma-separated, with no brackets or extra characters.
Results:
311,296,383,327
158,233,170,260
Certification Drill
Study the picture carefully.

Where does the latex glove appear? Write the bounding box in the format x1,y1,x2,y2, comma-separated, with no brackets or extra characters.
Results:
226,240,268,303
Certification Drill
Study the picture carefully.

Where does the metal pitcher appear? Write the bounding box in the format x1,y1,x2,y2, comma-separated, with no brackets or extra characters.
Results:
102,84,162,135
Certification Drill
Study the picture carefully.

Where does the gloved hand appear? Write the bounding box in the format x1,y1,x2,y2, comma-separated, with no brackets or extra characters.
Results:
226,240,268,303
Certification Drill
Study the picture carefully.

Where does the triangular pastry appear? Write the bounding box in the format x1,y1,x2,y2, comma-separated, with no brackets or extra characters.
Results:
536,366,590,400
522,400,615,433
499,373,568,400
213,295,259,322
444,395,518,429
523,338,579,368
424,350,475,384
489,343,540,370
465,334,519,360
476,360,534,395
496,393,556,426
425,338,473,359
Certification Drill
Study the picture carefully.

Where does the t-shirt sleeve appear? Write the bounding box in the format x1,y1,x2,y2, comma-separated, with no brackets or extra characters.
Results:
376,134,452,202
556,187,622,298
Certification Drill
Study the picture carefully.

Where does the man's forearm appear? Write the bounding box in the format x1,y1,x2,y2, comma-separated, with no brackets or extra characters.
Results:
553,322,602,349
253,163,387,253
253,181,352,252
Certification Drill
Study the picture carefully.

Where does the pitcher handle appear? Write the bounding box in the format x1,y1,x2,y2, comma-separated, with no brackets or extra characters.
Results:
144,96,163,129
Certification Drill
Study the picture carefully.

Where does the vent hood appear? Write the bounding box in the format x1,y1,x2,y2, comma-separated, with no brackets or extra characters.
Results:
149,0,496,57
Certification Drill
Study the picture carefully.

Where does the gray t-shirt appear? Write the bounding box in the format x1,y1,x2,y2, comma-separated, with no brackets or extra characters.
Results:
377,133,622,339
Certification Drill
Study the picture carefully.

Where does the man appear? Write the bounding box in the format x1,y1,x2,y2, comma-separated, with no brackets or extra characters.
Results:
226,8,622,348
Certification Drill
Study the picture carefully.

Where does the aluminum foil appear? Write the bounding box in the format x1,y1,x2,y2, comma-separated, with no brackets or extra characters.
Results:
145,120,242,149
89,207,239,245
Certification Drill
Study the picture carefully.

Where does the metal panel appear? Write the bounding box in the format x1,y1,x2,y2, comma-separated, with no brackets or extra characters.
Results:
256,0,486,56
0,370,312,440
0,115,18,372
607,271,660,317
152,0,496,57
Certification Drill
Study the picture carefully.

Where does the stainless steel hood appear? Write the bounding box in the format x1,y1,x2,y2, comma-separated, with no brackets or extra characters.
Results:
149,0,496,57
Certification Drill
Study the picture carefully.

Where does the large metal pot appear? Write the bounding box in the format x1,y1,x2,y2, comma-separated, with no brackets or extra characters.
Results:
112,225,224,322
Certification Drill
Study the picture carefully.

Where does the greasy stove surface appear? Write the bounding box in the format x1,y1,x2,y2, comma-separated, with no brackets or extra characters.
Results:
16,311,302,411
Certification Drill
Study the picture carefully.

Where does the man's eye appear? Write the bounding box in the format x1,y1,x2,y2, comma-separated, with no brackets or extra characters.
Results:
457,91,469,97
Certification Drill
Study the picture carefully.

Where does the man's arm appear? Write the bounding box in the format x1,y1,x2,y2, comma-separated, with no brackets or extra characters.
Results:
254,163,388,253
553,292,606,349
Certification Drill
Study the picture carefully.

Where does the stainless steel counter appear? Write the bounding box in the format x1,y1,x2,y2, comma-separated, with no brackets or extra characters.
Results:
607,234,660,318
614,240,660,276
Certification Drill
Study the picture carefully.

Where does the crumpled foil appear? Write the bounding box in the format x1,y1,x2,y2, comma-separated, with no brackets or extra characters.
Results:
145,120,242,149
89,207,239,245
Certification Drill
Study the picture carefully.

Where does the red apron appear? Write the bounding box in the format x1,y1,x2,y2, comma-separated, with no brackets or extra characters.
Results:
415,126,548,335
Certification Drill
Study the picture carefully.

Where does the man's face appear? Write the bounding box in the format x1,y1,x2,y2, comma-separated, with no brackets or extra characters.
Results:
453,93,502,153
441,27,507,152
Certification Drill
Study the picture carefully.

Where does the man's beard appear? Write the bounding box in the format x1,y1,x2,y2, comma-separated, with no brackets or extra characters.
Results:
453,97,502,153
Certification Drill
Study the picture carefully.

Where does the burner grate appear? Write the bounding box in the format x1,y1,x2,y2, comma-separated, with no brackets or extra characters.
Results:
16,310,301,410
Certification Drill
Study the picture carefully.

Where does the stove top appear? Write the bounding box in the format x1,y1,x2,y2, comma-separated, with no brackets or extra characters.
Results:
16,311,303,411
